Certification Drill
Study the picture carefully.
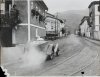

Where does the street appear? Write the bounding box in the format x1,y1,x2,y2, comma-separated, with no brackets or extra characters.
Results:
1,34,100,76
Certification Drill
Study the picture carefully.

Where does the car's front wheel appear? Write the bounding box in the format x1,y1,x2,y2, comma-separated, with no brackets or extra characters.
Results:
46,54,54,60
50,54,54,60
56,48,60,56
56,51,59,56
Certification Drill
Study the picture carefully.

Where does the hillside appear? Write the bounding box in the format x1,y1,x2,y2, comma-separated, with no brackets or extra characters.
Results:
56,9,89,33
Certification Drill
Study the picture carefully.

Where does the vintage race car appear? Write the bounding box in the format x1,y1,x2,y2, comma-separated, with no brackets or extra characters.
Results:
23,41,60,61
45,43,59,60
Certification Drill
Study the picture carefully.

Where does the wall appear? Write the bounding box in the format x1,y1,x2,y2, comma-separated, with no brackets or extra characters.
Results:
15,0,28,23
30,26,36,41
45,17,61,34
80,24,85,36
80,20,89,37
94,4,100,31
45,18,55,32
89,5,96,38
94,4,100,40
0,27,12,47
89,5,95,34
12,25,28,44
89,4,100,40
12,0,46,44
38,28,46,37
30,1,45,28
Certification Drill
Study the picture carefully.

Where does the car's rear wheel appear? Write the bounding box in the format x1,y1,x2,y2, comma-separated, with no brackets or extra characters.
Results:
56,51,59,56
56,48,59,56
46,54,54,60
50,54,54,60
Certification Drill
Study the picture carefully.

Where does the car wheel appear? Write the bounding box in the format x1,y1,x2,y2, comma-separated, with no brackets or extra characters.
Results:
50,54,54,60
46,55,50,60
46,54,54,60
56,51,59,56
56,48,60,56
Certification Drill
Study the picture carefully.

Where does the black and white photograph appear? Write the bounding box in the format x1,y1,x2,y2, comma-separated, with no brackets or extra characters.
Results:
0,0,100,76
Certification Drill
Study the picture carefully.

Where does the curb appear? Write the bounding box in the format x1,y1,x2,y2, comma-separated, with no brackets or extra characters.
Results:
84,38,100,46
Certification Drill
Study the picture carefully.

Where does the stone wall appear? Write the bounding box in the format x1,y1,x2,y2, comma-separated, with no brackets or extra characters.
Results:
12,1,46,44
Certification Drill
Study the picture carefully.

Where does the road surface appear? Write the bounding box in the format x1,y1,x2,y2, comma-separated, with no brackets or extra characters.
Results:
1,34,100,76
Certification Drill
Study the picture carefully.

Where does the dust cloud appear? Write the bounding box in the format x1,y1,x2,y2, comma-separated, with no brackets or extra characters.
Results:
20,43,47,69
66,34,81,45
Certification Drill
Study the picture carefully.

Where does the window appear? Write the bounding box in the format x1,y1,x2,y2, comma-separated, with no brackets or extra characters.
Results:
1,0,5,3
95,16,99,25
30,2,34,10
95,5,99,15
99,15,100,24
0,3,5,14
95,26,99,31
51,26,53,29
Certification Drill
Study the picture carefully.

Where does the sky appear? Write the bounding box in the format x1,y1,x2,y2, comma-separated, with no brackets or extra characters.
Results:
44,0,99,14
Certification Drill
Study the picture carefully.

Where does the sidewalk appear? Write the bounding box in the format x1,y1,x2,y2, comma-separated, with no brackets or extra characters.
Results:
1,46,24,66
84,37,100,46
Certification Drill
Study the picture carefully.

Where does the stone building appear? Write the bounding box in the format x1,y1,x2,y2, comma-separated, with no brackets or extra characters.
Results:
0,0,48,46
88,1,100,40
45,13,64,38
0,0,12,46
79,16,91,37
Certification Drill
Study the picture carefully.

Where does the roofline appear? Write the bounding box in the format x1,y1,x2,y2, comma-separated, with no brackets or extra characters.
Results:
46,16,64,23
80,16,89,25
88,1,100,8
42,0,48,10
81,16,89,21
46,12,55,17
36,0,48,10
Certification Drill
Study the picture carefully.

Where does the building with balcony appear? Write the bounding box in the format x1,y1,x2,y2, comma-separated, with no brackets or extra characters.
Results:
45,13,65,39
88,1,100,40
0,0,48,46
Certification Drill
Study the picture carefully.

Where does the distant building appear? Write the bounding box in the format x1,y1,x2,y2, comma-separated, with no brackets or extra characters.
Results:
0,0,48,46
45,13,65,38
79,16,91,37
88,1,100,40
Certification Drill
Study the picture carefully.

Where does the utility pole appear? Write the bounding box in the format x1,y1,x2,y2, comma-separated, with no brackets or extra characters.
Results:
27,0,31,42
55,16,56,39
98,0,100,31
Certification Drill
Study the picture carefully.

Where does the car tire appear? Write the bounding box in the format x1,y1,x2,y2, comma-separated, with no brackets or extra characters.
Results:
56,48,59,56
56,51,59,56
46,54,54,60
50,54,54,60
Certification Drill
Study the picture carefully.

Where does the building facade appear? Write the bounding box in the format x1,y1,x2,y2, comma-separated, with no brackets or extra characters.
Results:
45,14,64,38
0,0,12,46
88,1,100,40
79,16,91,37
0,0,48,46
